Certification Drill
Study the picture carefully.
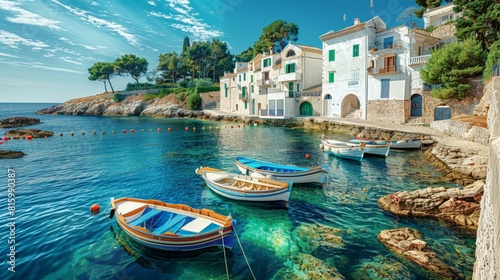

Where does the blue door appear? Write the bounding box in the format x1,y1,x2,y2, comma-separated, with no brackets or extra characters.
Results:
434,106,451,120
410,95,422,117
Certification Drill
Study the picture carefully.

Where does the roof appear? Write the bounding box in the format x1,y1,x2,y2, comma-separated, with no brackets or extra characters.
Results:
302,85,322,93
320,23,366,41
423,3,455,15
221,73,237,79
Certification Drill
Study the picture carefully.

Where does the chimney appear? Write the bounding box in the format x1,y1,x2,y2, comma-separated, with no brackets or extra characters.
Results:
354,18,360,25
269,46,273,55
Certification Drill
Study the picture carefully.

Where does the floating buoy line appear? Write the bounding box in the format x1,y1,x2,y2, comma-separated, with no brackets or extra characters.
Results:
1,124,256,141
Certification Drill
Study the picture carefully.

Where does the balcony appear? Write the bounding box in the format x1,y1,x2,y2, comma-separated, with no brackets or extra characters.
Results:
256,79,271,87
348,80,360,86
409,54,431,65
277,72,302,82
239,94,248,100
368,65,397,75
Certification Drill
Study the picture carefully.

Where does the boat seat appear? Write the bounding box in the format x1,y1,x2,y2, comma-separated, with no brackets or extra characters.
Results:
152,214,187,234
129,209,162,226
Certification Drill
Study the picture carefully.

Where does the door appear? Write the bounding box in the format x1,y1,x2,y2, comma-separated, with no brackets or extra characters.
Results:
252,99,255,115
410,95,422,117
324,94,333,116
300,102,313,116
434,105,451,120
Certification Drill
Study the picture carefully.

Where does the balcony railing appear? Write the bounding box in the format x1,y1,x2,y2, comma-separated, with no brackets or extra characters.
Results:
239,94,248,100
368,65,397,75
256,79,271,87
277,72,302,82
261,109,284,117
409,54,431,65
295,92,321,97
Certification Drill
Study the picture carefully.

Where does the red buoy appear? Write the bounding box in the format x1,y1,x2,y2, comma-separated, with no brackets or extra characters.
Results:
168,128,172,132
157,128,161,132
305,154,311,159
122,129,127,134
90,204,100,213
2,136,8,141
130,129,135,133
26,135,33,140
185,127,189,131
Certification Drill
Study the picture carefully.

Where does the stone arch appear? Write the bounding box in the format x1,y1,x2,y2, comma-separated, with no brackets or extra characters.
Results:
324,94,333,116
286,50,296,57
341,94,360,118
410,94,422,117
299,101,313,116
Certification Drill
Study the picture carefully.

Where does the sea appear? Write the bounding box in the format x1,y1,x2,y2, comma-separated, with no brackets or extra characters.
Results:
0,103,476,280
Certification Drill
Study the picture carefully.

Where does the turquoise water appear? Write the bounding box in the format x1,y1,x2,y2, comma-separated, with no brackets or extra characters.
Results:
0,103,475,279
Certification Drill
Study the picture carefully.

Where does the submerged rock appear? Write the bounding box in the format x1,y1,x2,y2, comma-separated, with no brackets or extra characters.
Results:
351,255,413,280
378,228,458,278
0,150,25,158
292,223,344,254
273,252,345,279
6,129,54,139
0,116,40,128
378,181,483,230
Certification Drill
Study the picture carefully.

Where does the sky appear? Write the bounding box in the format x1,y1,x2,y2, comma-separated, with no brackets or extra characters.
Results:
0,0,421,103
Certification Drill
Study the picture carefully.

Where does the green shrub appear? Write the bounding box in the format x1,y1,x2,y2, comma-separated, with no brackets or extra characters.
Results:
196,86,220,94
176,92,186,101
113,93,125,102
425,25,437,33
483,40,500,81
144,93,157,101
187,92,202,110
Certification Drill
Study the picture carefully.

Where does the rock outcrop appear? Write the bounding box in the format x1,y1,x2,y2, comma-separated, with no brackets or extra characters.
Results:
5,129,54,139
378,227,458,278
0,116,40,128
0,150,25,158
378,180,483,230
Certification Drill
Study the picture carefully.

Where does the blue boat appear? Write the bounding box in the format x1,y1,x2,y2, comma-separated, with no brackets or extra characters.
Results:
234,156,326,184
111,197,235,251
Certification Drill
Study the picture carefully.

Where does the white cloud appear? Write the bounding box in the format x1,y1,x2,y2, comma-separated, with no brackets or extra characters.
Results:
52,0,140,46
150,2,224,41
0,0,62,30
0,52,19,58
59,37,107,50
0,30,49,49
59,56,83,65
0,59,82,74
148,1,156,6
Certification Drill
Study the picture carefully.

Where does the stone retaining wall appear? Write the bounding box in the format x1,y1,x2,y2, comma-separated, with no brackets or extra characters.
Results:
474,77,500,279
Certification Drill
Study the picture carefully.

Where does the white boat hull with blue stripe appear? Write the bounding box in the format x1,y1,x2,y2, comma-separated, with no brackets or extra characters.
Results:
234,157,326,184
196,166,292,208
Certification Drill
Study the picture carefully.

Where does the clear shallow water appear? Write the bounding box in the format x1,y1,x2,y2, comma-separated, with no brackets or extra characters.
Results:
0,103,475,279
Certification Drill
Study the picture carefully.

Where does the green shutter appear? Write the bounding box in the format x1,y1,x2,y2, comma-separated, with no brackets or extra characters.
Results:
244,101,248,109
289,82,294,97
225,87,228,97
242,86,246,98
353,44,359,57
251,75,253,82
329,50,335,61
329,72,335,83
244,73,246,81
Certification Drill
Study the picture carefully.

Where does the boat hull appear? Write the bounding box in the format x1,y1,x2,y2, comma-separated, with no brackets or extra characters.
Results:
389,139,422,150
111,197,235,251
320,139,364,162
234,157,326,184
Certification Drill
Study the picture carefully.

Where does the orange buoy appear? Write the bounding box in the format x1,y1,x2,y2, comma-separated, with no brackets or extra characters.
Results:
305,154,311,159
26,135,33,140
168,128,172,132
90,204,100,213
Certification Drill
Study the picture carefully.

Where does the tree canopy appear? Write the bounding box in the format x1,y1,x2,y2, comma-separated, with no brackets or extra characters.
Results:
236,47,254,62
453,0,500,51
420,39,485,99
253,20,299,56
114,54,149,83
88,62,115,92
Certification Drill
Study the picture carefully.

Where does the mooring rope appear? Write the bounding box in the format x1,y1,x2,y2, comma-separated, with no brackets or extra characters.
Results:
234,226,256,280
220,228,230,280
102,201,112,217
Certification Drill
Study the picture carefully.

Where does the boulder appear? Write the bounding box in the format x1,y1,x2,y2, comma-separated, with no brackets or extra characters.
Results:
0,150,25,158
0,117,40,128
6,129,54,138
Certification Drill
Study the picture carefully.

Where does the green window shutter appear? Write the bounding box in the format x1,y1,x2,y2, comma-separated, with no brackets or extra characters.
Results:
353,44,359,57
329,72,335,83
329,50,335,61
244,73,246,81
242,87,246,98
244,101,248,109
251,85,254,93
288,82,294,97
225,87,228,97
251,75,253,82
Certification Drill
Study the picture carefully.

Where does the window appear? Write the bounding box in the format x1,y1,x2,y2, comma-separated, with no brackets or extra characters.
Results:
381,79,390,98
251,85,254,93
353,44,359,57
328,72,335,83
263,58,271,67
288,82,294,97
243,73,246,81
352,69,359,80
244,101,247,109
224,84,228,97
251,75,253,83
329,49,335,61
242,86,246,98
383,37,393,49
286,50,296,57
285,63,296,73
239,75,241,82
296,84,300,92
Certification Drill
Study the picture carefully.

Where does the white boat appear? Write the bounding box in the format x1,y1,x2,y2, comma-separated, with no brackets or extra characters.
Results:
351,138,422,150
234,156,326,184
346,139,391,157
320,138,364,162
196,166,292,208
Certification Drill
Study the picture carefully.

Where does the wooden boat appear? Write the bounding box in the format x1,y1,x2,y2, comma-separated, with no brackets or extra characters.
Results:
351,138,422,150
196,166,292,207
110,197,235,251
320,138,364,162
345,139,391,157
234,156,326,184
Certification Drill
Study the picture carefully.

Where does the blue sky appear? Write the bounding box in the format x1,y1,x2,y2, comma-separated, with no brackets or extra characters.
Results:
0,0,420,103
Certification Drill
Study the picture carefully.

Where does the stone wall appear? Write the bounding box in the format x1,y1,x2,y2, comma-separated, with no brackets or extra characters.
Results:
431,120,490,145
367,99,407,124
474,77,500,279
